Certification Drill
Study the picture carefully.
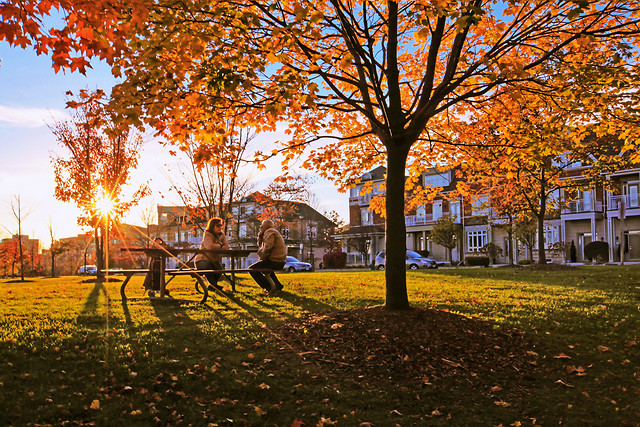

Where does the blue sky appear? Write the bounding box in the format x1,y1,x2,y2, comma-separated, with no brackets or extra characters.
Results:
0,44,348,247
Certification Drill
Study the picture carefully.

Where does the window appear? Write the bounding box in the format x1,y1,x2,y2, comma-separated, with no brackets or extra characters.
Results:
544,225,560,248
471,195,490,216
433,201,443,221
450,202,461,222
281,226,289,239
423,172,451,188
361,209,373,225
579,189,592,211
239,224,247,238
626,182,640,207
467,230,487,252
307,225,316,239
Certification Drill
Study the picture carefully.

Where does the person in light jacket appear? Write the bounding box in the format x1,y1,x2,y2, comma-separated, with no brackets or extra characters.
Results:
250,219,286,292
195,217,229,291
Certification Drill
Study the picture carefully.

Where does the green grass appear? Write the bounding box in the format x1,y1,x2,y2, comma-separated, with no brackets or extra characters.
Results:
0,267,638,425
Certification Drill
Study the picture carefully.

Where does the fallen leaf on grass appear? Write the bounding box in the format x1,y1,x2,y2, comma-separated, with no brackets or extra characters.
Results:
90,400,100,410
556,379,574,388
494,400,511,407
597,345,611,352
259,383,270,389
554,353,571,359
330,323,343,329
491,386,503,392
565,365,586,375
441,358,462,368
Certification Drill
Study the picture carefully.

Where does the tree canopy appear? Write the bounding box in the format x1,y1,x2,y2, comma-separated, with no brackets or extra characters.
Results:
4,0,640,308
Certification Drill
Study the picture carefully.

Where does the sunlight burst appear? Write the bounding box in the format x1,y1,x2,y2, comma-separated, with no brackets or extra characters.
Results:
94,192,116,217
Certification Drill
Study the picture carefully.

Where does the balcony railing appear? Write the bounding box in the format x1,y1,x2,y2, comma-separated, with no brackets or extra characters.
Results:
349,194,375,206
405,214,433,226
609,194,640,210
563,199,603,213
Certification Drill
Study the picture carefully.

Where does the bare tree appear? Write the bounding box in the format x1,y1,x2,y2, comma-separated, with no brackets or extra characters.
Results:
10,195,32,281
166,125,256,232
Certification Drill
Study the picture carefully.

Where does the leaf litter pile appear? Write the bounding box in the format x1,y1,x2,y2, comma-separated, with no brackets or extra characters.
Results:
276,306,539,388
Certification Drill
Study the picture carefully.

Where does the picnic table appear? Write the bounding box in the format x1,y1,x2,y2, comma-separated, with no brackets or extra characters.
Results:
102,247,269,303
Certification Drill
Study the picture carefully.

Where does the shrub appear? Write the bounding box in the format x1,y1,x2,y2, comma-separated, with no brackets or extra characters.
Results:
480,242,503,264
322,251,347,268
518,259,532,265
584,241,609,263
333,251,347,268
570,241,577,263
466,256,490,267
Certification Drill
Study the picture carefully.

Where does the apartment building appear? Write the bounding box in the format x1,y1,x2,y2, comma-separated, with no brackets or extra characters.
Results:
341,165,640,265
560,166,640,262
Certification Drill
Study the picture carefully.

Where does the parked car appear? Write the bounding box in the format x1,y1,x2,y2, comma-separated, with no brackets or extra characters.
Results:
375,250,438,270
78,265,98,275
283,256,312,272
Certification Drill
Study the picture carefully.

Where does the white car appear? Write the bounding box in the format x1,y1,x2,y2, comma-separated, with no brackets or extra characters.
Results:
283,256,312,272
375,250,438,270
78,265,98,275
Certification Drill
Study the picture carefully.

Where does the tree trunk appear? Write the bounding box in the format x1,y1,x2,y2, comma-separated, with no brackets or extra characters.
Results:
95,226,105,280
51,252,56,277
537,213,546,264
384,144,410,310
507,228,514,266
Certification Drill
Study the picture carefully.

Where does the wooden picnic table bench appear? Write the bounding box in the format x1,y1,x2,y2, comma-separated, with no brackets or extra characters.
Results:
104,247,271,303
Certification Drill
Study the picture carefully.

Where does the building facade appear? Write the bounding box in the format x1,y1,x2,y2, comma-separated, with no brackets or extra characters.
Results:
340,165,640,266
155,193,337,269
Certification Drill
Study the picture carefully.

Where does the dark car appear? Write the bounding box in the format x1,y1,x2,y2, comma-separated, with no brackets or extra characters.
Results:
283,256,312,272
375,250,438,270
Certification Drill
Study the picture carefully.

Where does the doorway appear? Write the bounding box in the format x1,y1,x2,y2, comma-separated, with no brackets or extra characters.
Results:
578,233,592,262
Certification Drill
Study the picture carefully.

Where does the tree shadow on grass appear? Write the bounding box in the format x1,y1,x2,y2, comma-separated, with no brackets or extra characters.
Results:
226,278,338,326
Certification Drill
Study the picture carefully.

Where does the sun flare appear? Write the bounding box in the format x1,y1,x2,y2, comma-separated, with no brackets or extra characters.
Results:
94,192,116,217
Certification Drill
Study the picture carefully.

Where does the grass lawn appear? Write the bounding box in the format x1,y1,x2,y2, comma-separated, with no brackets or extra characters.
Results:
0,266,638,425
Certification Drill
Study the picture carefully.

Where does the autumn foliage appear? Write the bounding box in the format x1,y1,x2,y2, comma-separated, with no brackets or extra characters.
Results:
4,0,640,307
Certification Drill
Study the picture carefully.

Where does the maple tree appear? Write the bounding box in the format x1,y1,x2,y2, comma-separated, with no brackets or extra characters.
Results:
455,71,639,263
5,0,640,308
430,214,461,264
50,91,148,276
0,238,19,277
107,1,640,308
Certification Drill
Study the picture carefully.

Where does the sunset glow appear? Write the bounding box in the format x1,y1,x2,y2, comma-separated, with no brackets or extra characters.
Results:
94,192,116,218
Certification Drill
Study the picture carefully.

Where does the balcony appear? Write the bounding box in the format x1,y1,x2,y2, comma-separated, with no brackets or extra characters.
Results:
405,214,434,226
349,194,375,206
609,194,640,211
563,199,603,213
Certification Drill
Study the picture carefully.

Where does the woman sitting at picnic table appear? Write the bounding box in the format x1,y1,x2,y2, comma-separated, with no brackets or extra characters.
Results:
195,217,229,292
